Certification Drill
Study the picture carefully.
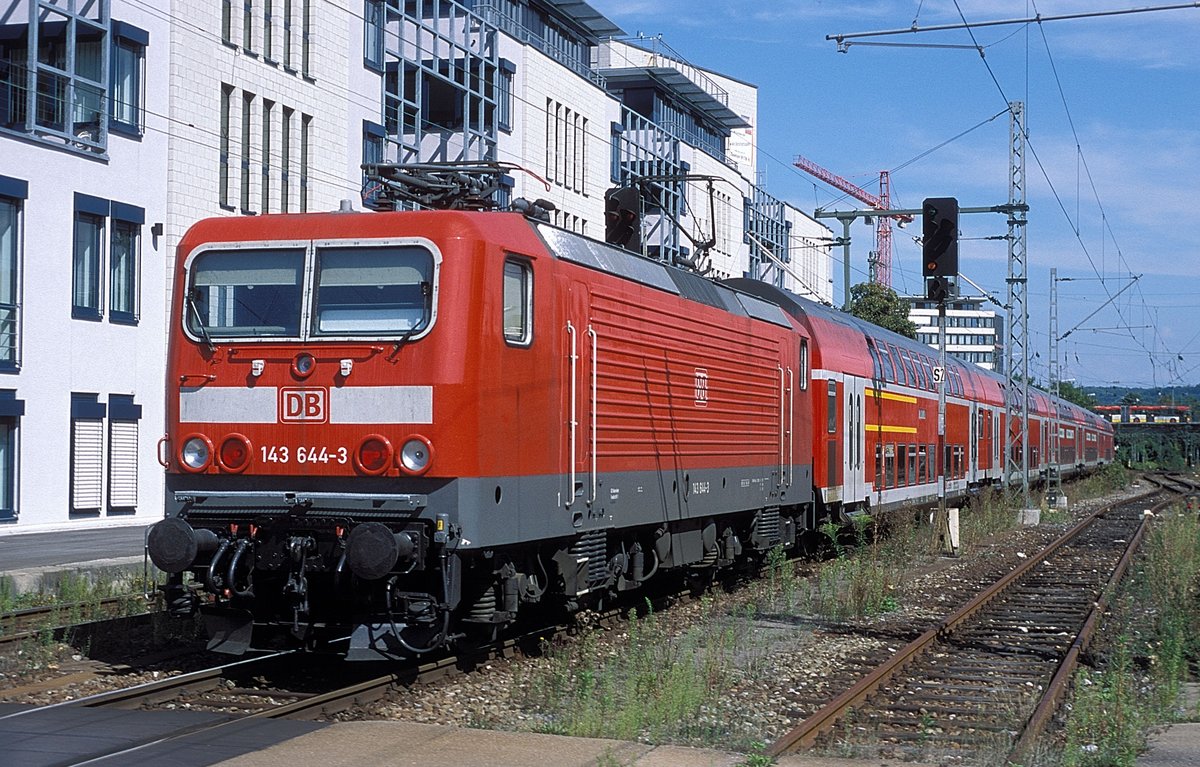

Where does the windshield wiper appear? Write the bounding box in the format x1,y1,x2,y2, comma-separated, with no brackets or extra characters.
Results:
186,289,216,353
391,281,432,355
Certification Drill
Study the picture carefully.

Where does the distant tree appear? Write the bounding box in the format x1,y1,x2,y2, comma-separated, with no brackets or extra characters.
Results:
1120,392,1142,406
847,282,917,339
1053,380,1097,409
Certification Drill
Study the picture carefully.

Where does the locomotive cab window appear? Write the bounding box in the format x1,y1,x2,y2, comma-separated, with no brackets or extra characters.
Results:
188,249,305,337
503,258,532,346
313,245,433,335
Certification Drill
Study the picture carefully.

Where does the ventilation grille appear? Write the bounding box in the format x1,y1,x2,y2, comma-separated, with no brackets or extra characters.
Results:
570,529,608,584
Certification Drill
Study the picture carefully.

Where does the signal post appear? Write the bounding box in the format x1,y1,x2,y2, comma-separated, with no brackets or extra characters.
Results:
923,197,960,557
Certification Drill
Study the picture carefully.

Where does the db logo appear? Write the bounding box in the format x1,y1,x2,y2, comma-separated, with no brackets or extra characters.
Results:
280,388,327,423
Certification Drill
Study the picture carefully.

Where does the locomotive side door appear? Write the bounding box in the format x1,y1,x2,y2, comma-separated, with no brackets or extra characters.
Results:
843,376,866,509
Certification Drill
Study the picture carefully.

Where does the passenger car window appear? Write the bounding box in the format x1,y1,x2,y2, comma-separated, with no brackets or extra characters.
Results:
503,258,532,345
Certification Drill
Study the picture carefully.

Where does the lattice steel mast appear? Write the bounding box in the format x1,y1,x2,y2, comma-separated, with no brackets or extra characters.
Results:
1004,101,1031,505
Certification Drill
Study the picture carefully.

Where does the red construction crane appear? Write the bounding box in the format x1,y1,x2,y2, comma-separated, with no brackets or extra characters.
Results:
793,155,912,288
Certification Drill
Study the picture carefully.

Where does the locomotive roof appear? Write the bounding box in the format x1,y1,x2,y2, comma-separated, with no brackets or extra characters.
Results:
533,223,794,330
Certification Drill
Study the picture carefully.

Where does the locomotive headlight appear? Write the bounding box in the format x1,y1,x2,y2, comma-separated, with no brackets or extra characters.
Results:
399,436,433,475
180,435,213,472
292,352,315,378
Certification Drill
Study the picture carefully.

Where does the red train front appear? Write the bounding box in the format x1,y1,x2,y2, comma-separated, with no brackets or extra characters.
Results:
147,206,814,658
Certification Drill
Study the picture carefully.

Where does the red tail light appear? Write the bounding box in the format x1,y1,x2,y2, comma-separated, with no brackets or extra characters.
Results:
219,434,252,472
355,435,393,475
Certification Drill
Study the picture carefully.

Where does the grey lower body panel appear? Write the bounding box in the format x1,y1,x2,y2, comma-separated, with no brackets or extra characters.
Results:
166,463,814,550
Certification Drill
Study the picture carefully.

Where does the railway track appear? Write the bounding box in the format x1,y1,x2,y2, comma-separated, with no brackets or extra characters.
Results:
0,642,496,765
769,480,1176,763
0,595,156,647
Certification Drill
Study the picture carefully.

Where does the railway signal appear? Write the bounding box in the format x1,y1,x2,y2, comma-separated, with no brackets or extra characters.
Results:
604,186,642,250
922,197,958,301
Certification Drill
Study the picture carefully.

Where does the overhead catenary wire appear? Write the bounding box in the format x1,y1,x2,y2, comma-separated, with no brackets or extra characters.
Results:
942,0,1180,381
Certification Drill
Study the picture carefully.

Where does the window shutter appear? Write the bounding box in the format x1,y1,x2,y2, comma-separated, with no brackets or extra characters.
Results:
108,420,138,510
72,418,104,511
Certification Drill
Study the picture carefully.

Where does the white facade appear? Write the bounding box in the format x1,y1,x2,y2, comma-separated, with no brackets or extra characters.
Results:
0,0,170,532
165,0,354,243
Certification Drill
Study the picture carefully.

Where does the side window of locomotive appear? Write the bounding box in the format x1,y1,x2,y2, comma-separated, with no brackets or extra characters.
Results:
188,248,305,337
313,245,433,335
799,339,809,390
503,258,533,346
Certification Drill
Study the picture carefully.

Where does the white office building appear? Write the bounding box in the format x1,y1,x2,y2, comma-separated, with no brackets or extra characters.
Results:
908,295,1005,373
0,0,832,533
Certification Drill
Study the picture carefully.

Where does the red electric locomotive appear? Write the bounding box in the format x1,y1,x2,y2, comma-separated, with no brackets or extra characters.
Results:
148,202,814,658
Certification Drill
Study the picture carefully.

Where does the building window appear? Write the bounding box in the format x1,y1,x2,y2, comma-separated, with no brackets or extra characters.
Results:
362,120,385,206
0,176,25,372
364,0,385,71
283,0,294,69
0,2,105,153
243,0,255,52
107,394,140,514
70,393,106,516
109,22,147,136
300,113,311,212
220,84,234,208
73,212,103,320
0,10,146,151
301,0,311,76
264,0,275,60
497,59,514,132
281,106,293,212
503,258,532,345
222,0,234,44
262,100,274,213
0,390,23,521
73,193,143,324
109,214,140,324
241,91,255,212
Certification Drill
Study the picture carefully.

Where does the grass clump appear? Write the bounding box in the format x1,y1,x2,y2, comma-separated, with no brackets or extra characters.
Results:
1061,506,1200,766
798,514,916,620
518,599,748,745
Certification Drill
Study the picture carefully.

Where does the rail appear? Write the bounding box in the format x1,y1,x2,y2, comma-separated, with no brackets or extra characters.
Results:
769,481,1169,759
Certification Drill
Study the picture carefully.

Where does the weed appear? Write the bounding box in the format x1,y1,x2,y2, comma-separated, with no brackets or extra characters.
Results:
518,600,741,745
740,742,774,766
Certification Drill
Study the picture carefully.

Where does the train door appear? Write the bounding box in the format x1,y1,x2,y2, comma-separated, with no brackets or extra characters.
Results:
563,280,595,524
968,403,979,484
843,376,866,509
993,411,1001,479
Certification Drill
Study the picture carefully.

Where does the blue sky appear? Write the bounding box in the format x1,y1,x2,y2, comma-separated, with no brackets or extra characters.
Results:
592,1,1200,390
